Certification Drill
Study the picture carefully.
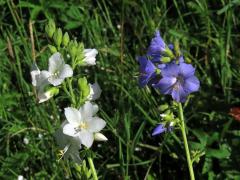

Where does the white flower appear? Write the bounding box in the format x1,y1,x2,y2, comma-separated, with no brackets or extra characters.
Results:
94,132,108,141
31,64,53,103
54,121,81,163
87,82,102,101
63,101,106,148
83,49,98,65
23,137,29,145
47,52,73,86
18,175,24,180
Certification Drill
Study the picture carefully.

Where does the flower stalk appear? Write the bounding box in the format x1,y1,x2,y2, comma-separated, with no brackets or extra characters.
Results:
88,157,98,180
178,103,195,180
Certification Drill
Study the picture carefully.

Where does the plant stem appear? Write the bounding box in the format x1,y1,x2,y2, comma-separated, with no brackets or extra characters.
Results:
87,157,98,180
178,103,195,180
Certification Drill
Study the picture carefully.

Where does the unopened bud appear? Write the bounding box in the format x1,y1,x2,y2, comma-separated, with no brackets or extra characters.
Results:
53,28,62,48
48,45,57,53
63,32,70,47
45,19,56,38
94,133,108,141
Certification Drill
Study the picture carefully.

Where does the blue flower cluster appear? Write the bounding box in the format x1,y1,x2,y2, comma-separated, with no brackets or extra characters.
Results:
138,31,200,103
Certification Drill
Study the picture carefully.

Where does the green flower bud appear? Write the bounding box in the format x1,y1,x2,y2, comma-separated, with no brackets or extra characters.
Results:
159,104,169,111
53,28,62,48
45,19,56,38
161,57,171,63
78,77,90,100
174,40,181,57
68,40,78,59
164,47,175,59
63,32,70,47
185,57,192,64
48,45,57,53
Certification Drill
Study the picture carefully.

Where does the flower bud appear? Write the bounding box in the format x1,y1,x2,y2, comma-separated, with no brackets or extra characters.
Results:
45,19,56,38
164,47,175,59
38,87,59,103
68,41,78,59
53,28,62,48
48,45,57,53
78,77,90,100
63,32,70,47
174,40,181,57
94,133,108,141
161,57,171,63
159,104,169,111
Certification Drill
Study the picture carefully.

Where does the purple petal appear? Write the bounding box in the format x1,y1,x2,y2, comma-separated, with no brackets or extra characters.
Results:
171,84,187,102
184,76,200,93
157,64,166,69
153,77,177,94
152,124,166,136
179,56,184,63
139,74,154,87
179,63,195,78
138,56,155,74
148,31,166,54
161,63,180,77
168,44,174,50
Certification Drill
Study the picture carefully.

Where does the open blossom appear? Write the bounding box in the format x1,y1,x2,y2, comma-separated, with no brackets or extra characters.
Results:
138,56,156,87
47,52,73,86
153,62,200,102
83,49,98,65
63,101,106,148
31,63,53,103
55,121,81,163
87,82,102,101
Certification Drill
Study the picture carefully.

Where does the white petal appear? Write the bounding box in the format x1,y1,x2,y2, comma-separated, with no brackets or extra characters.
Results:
78,130,94,148
88,117,106,132
63,123,78,137
94,132,108,141
83,49,98,65
48,52,64,74
88,82,102,101
59,64,73,79
36,70,50,88
79,101,99,120
48,77,64,86
64,107,82,126
30,63,40,86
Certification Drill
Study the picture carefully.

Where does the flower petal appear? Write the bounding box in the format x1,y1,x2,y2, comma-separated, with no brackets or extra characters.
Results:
153,77,177,94
161,63,179,77
148,30,166,54
64,107,82,126
63,123,78,137
184,76,200,93
171,85,187,102
179,63,195,78
48,77,64,86
88,117,106,133
152,124,166,136
48,52,64,74
83,49,98,65
79,102,99,120
78,130,94,148
88,82,102,101
59,64,73,79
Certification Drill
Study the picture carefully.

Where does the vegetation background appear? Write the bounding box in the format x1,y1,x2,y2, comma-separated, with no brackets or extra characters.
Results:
0,0,240,179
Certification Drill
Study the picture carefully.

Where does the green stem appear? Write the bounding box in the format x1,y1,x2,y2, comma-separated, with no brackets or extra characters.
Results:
178,103,195,180
87,157,98,180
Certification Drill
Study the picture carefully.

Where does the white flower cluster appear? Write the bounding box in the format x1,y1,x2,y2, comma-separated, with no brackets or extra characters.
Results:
31,49,107,163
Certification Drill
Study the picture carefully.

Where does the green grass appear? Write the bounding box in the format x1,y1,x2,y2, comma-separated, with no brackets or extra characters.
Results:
1,0,240,179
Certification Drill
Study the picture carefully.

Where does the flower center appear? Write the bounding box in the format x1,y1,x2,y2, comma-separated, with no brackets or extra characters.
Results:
53,71,60,77
78,122,88,130
173,76,184,90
